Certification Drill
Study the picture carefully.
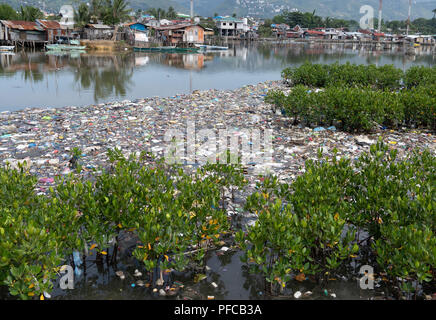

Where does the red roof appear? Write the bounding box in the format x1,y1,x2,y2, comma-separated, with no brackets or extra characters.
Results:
373,32,385,37
0,20,44,31
124,22,147,27
152,24,204,31
36,19,62,30
306,30,325,35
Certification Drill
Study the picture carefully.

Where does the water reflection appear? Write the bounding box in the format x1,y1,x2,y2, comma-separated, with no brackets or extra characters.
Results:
70,55,134,102
0,43,434,111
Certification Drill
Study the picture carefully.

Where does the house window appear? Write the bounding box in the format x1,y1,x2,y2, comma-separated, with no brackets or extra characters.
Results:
223,23,226,26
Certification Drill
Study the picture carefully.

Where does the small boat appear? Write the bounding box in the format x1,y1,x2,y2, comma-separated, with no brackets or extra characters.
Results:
195,44,228,51
133,46,163,52
134,46,200,53
0,46,15,52
46,38,86,51
46,44,87,51
45,50,86,57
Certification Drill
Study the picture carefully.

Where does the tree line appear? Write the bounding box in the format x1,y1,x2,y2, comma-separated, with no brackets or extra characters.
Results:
272,10,359,29
1,3,435,34
0,4,44,21
0,1,131,27
268,8,436,34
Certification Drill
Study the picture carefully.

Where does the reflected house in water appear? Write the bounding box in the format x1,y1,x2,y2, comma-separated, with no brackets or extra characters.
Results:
160,53,209,70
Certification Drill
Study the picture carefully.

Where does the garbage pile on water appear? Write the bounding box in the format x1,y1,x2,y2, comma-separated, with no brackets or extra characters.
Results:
0,80,435,196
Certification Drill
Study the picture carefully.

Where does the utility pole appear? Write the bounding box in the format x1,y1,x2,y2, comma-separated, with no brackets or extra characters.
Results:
190,0,194,23
378,0,383,32
406,0,412,36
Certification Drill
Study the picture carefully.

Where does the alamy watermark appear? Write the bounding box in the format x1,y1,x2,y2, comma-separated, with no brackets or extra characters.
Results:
359,265,375,290
59,265,74,290
162,121,274,167
360,5,375,30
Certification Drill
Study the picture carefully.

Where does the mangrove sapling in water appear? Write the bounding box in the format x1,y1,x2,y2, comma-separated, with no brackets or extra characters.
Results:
404,65,436,89
281,62,404,90
237,141,435,298
266,84,435,132
0,165,65,300
1,142,433,299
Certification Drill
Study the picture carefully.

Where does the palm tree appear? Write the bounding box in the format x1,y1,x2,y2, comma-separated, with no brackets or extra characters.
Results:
103,0,129,26
100,0,129,40
19,6,43,21
146,8,158,19
74,3,90,28
167,6,177,19
157,8,166,20
90,0,103,23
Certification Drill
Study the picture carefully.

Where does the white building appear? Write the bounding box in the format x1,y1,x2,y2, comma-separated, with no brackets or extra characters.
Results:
215,17,249,37
59,5,75,30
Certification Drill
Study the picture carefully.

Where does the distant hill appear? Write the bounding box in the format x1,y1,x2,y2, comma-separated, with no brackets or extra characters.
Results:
4,0,435,21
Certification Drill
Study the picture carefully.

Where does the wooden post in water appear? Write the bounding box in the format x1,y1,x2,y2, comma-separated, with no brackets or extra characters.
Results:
378,0,382,33
406,0,412,36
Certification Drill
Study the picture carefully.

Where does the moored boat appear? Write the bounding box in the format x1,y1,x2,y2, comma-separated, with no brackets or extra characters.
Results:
46,38,86,51
195,44,228,51
134,46,200,53
0,46,15,52
46,44,87,51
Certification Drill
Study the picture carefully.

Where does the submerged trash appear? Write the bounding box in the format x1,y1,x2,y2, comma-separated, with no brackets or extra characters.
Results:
303,291,312,297
313,127,326,132
194,274,207,283
294,291,302,299
136,280,145,287
115,271,125,280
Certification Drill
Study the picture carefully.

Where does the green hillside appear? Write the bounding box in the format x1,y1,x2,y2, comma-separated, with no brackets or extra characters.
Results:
3,0,435,20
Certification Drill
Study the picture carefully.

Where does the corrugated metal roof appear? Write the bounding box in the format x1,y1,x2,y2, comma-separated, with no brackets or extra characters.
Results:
0,20,44,31
85,24,112,29
306,30,325,35
153,24,204,31
124,22,147,28
36,19,62,30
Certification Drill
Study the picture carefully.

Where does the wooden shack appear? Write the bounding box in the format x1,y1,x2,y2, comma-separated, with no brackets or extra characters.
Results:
0,20,46,46
83,24,113,40
152,24,205,45
36,20,68,43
